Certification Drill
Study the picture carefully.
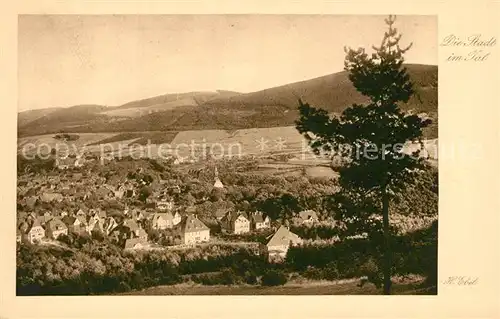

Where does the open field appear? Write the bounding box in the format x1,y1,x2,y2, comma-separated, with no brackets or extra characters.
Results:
17,127,438,167
99,97,199,117
171,126,306,157
119,279,434,295
17,132,118,155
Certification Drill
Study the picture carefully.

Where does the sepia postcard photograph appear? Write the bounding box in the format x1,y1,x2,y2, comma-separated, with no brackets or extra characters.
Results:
15,14,440,296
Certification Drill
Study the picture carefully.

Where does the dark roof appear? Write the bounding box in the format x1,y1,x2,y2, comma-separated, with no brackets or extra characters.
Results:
250,211,265,223
223,211,249,224
62,216,77,225
178,215,209,233
46,218,68,231
26,218,44,234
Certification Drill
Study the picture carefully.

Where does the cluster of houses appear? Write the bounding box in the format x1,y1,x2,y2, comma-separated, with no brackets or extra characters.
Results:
54,151,195,170
18,155,321,261
55,154,86,170
16,205,214,249
219,211,271,234
17,203,317,262
17,172,139,210
216,209,319,261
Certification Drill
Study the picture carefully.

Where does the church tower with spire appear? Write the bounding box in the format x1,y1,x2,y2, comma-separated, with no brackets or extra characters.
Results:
213,166,224,189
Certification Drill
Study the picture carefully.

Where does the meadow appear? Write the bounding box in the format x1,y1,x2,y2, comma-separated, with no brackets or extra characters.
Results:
17,126,438,178
119,279,429,295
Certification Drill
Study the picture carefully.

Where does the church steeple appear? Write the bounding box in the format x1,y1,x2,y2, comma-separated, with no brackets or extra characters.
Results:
213,166,224,189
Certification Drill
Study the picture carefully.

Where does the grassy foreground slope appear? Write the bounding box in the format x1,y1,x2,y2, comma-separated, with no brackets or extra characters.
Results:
120,280,431,295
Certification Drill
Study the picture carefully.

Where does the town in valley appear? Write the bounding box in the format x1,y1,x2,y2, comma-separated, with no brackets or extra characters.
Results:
16,14,438,295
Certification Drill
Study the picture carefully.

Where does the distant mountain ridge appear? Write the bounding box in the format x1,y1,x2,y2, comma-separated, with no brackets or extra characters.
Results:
18,64,437,138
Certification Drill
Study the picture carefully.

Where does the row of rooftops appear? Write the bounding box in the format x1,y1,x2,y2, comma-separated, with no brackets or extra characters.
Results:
220,210,268,223
17,206,209,236
18,208,307,257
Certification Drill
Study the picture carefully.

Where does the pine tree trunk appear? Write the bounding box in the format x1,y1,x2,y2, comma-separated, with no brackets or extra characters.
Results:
382,184,392,295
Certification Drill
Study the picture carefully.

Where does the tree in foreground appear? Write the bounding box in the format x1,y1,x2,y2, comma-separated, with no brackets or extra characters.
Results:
295,15,432,294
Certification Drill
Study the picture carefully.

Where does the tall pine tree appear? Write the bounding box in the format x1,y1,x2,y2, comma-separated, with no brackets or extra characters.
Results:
296,15,432,294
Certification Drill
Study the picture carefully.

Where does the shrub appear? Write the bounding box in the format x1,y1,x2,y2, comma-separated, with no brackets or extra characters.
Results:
303,267,323,280
91,230,105,242
261,270,288,286
323,262,340,281
244,271,258,285
359,257,383,288
57,234,71,245
117,281,131,292
220,268,239,285
191,271,239,286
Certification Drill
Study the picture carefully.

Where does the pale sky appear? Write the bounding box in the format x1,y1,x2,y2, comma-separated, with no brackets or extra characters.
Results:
18,15,437,111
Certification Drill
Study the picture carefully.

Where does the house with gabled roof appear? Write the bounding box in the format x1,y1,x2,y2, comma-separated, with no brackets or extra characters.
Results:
110,218,144,239
86,216,104,234
110,218,148,246
176,214,210,245
104,216,119,235
221,211,250,234
75,208,86,217
62,216,86,235
22,219,46,244
89,209,107,224
45,218,68,239
249,211,271,230
151,212,174,230
76,214,87,225
296,210,319,225
266,225,303,261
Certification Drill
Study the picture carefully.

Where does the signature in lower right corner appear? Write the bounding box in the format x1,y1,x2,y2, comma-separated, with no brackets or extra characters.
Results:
442,276,479,285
